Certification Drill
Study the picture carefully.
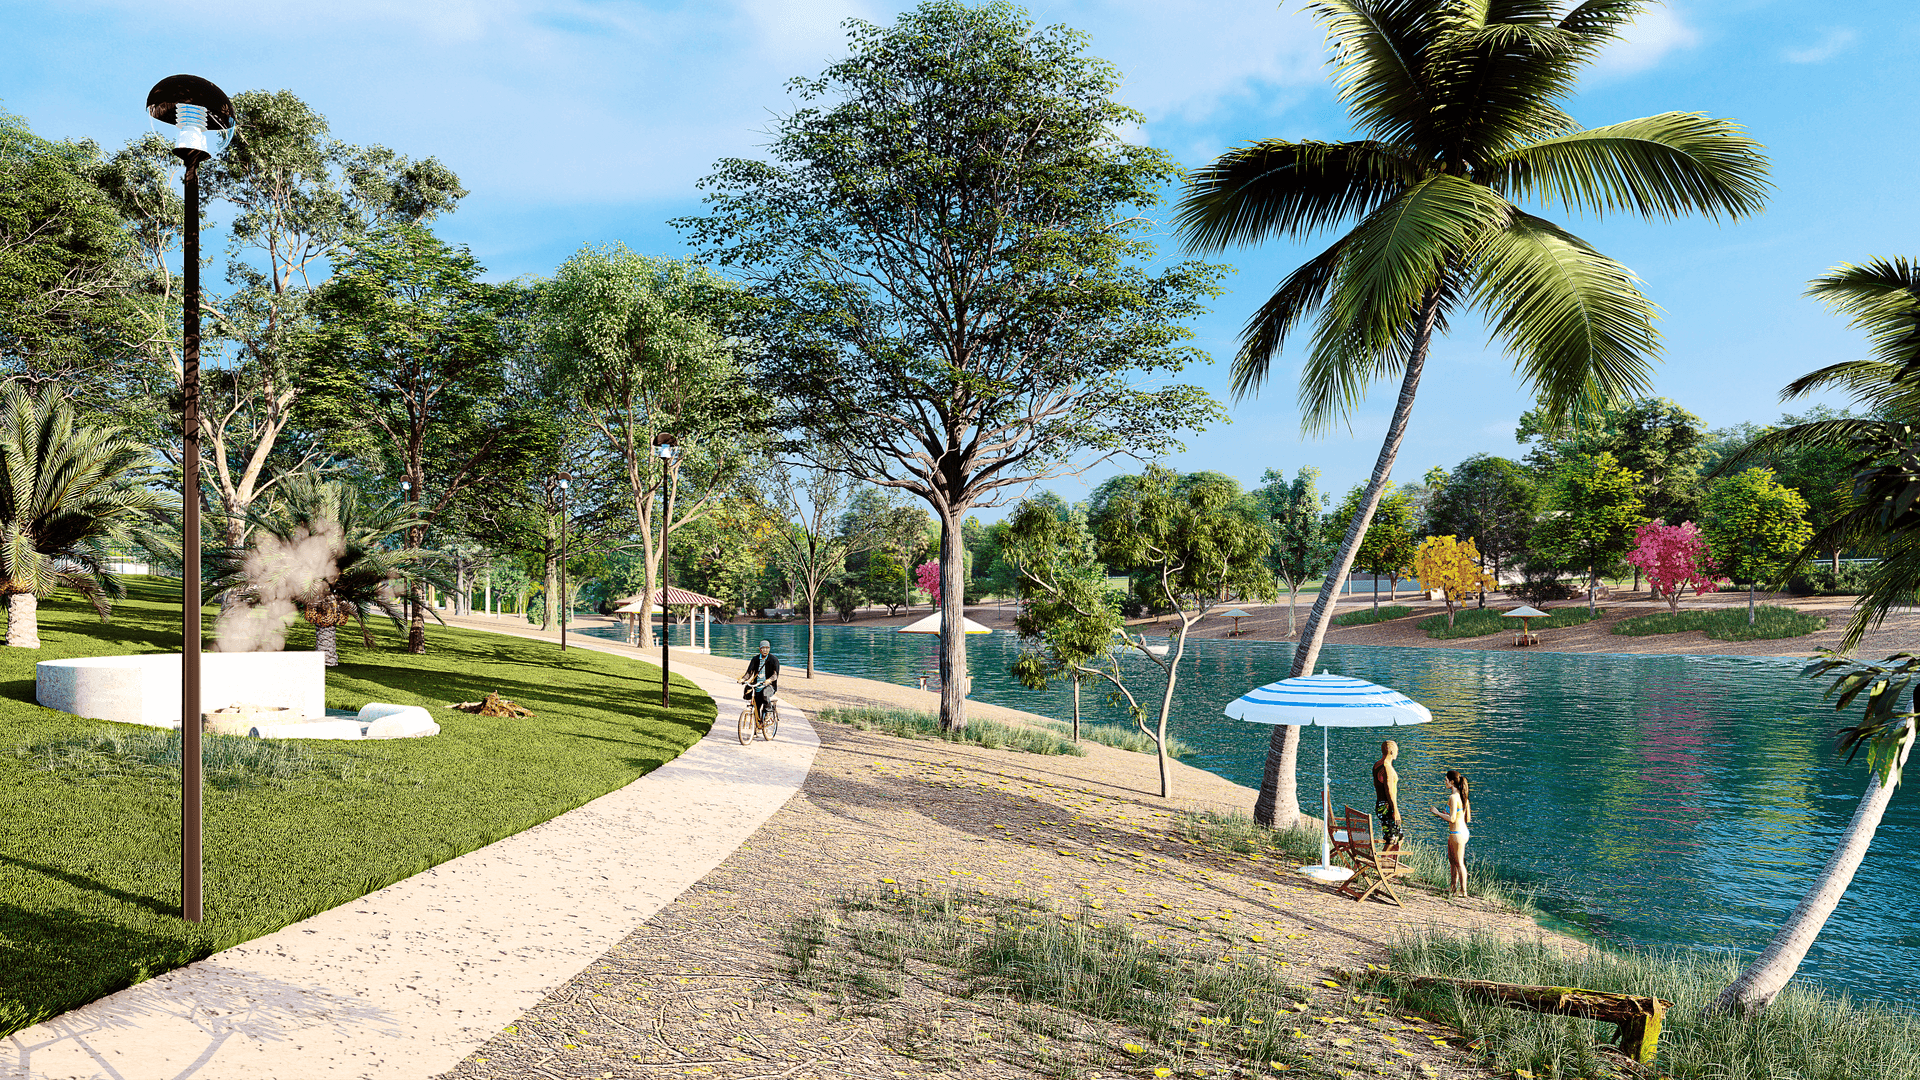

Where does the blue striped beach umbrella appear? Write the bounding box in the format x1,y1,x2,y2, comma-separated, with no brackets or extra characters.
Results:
1224,672,1432,882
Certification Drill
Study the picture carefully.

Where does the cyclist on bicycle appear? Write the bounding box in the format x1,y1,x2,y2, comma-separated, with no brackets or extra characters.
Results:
740,639,780,710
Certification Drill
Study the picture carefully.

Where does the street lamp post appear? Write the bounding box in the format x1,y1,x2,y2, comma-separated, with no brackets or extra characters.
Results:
148,75,233,925
557,474,570,651
652,435,677,706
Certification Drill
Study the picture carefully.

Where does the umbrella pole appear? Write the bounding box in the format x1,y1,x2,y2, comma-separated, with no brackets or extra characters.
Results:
1321,726,1332,869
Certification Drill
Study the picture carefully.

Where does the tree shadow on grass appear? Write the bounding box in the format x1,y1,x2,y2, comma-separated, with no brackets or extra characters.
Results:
0,898,208,1038
0,854,177,919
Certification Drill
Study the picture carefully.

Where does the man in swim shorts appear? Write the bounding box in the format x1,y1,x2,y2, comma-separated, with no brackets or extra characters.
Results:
1372,740,1405,845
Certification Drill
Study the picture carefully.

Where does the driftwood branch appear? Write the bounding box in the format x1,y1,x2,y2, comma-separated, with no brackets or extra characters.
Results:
1372,972,1671,1064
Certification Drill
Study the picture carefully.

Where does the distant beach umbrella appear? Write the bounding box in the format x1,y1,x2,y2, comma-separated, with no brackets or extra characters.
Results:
1219,608,1253,636
1504,604,1550,646
1225,672,1433,882
896,612,993,634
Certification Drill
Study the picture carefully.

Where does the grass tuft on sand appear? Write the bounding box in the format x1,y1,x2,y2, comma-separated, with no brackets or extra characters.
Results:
1368,930,1920,1080
0,576,712,1039
818,705,1086,756
1612,604,1826,641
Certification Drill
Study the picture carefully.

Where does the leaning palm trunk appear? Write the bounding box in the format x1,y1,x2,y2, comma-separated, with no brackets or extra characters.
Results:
1710,720,1914,1014
1253,292,1439,828
6,592,40,649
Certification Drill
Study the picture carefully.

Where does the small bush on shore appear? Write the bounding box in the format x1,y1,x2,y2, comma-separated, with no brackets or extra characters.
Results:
817,706,1085,756
1612,605,1825,641
1420,605,1601,639
1333,604,1415,627
1367,930,1920,1080
1062,721,1194,759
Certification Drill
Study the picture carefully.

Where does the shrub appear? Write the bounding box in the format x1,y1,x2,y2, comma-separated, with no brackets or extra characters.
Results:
1508,573,1581,604
1785,561,1875,597
1332,604,1414,626
1419,605,1601,640
1612,605,1826,641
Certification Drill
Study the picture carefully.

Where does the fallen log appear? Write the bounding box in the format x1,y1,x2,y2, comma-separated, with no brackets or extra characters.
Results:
1373,972,1671,1064
451,692,534,718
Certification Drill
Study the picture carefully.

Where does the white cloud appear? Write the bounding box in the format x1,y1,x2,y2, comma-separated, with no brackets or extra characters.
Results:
1591,4,1700,77
1784,27,1856,65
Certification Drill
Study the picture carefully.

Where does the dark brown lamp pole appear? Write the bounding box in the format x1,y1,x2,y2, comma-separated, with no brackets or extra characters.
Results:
148,74,233,924
557,474,570,651
652,435,677,706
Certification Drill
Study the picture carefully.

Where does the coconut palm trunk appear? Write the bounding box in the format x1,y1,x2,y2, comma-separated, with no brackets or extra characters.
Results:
1710,719,1914,1014
316,624,340,666
1254,292,1438,827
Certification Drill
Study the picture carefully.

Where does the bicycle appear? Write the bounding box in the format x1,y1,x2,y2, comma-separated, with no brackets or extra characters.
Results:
738,676,780,744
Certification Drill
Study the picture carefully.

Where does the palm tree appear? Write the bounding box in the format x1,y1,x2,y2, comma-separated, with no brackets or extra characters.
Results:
204,474,437,664
1708,652,1916,1015
0,385,171,648
1721,258,1920,649
1173,0,1769,827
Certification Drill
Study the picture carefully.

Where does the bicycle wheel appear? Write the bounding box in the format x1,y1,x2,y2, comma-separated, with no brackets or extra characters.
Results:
763,702,779,741
737,701,755,744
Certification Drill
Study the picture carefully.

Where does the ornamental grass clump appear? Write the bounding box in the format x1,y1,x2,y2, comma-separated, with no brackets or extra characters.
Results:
1332,604,1414,627
1612,605,1825,641
1419,605,1601,640
818,705,1084,757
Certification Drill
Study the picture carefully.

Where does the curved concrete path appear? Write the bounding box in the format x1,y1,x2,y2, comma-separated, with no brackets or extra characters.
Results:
4,643,815,1080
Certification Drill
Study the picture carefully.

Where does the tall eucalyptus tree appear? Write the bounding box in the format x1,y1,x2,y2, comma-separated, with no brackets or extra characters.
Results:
1175,0,1769,827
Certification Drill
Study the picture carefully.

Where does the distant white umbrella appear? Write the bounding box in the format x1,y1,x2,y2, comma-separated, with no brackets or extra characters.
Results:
1225,672,1433,882
1504,604,1550,646
896,612,993,634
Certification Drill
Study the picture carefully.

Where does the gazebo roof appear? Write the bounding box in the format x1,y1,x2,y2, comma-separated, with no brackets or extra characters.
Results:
614,586,728,609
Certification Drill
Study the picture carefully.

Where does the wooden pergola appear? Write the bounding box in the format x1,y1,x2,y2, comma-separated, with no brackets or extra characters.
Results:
613,586,727,653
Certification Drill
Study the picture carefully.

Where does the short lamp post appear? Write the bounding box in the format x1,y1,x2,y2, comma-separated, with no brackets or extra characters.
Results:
653,435,677,706
148,75,233,925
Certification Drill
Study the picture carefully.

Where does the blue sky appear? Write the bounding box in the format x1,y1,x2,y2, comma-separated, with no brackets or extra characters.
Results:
8,1,1920,515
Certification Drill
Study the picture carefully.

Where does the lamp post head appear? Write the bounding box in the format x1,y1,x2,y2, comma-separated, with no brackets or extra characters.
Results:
652,433,678,460
146,75,234,164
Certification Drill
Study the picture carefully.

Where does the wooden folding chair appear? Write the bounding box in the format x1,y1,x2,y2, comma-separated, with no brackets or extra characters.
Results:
1336,808,1413,905
1328,805,1365,869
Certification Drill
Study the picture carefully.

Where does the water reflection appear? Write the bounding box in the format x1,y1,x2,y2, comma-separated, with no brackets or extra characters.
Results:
595,622,1916,1005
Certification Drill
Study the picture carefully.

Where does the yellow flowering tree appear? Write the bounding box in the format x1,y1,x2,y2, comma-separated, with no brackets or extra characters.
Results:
1413,535,1497,628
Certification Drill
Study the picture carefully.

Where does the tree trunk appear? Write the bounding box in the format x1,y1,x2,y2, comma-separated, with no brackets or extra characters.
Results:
407,578,426,653
1710,722,1913,1015
1254,285,1442,830
938,510,967,732
1749,581,1757,625
806,584,817,678
1287,584,1298,637
1151,628,1186,798
316,625,339,667
6,592,40,648
1071,675,1080,741
542,550,558,631
455,555,468,616
1372,575,1379,612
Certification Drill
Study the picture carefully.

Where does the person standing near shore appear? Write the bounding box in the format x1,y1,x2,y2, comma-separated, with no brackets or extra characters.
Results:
1372,740,1404,845
1429,769,1472,898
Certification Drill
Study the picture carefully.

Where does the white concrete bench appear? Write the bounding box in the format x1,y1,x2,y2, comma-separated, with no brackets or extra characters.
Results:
36,652,326,729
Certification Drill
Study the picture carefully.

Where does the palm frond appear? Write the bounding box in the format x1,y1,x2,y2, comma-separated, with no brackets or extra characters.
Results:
1308,0,1437,148
1298,175,1505,430
1807,258,1920,378
1468,209,1658,419
1719,418,1907,475
1488,112,1771,220
1556,0,1647,53
1175,139,1415,251
1227,236,1349,399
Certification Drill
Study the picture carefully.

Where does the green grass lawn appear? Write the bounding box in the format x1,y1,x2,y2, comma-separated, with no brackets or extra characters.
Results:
1611,604,1827,641
1420,604,1603,639
1332,604,1415,627
0,577,713,1038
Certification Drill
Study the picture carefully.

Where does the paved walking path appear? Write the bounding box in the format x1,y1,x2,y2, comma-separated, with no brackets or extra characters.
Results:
4,629,814,1080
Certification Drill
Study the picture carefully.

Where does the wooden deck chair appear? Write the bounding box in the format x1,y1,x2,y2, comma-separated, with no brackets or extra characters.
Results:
1336,807,1413,906
1328,805,1366,869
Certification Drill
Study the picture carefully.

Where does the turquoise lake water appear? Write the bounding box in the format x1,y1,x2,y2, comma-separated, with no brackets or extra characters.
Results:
590,620,1918,1005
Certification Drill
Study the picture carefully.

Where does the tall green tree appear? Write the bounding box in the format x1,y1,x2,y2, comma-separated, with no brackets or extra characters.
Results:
1173,0,1767,826
539,245,759,646
1537,451,1646,611
680,0,1225,731
1424,453,1537,605
761,459,898,677
304,224,546,652
1087,466,1274,796
1330,483,1417,611
1253,466,1334,635
1701,466,1812,625
0,386,170,647
1518,396,1711,525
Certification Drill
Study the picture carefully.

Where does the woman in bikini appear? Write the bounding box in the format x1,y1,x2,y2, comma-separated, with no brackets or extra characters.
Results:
1428,770,1472,898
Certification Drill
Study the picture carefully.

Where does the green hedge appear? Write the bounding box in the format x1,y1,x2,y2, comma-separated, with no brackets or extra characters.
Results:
1332,604,1416,627
1420,605,1602,639
1612,604,1826,641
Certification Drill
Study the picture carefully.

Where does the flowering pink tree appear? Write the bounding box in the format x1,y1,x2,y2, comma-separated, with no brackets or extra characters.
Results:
1626,522,1722,612
915,560,942,605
